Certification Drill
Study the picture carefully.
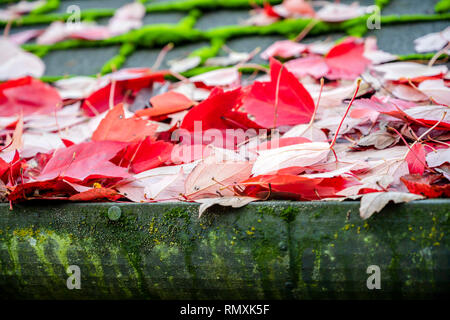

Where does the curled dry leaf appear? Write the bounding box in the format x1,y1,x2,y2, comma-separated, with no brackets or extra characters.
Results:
359,192,424,220
196,196,259,218
357,130,400,150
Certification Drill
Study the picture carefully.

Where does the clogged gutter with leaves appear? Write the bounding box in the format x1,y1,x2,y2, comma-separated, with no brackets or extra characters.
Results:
0,0,449,219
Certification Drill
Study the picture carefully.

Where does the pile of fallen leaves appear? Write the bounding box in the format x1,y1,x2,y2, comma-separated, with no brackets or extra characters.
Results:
1,25,449,219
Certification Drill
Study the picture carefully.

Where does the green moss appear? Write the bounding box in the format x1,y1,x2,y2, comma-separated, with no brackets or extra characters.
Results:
30,0,60,15
189,37,225,63
146,0,282,13
398,53,449,61
375,0,391,9
101,43,136,75
435,0,450,13
13,7,450,81
380,12,450,24
0,201,447,299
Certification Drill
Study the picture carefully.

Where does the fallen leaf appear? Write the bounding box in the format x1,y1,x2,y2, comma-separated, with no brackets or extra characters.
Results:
372,62,447,82
260,40,307,60
252,141,330,176
185,154,253,200
417,79,450,106
69,187,122,201
325,37,371,80
405,144,427,175
0,37,45,80
401,173,450,198
0,76,62,117
316,2,369,22
240,58,315,128
92,103,158,142
414,27,450,53
426,148,450,168
359,192,424,220
357,130,399,150
37,141,129,182
196,196,259,218
136,91,194,118
190,67,240,88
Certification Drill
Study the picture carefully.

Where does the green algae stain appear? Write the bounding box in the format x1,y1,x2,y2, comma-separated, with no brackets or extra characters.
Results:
46,233,72,272
6,237,21,278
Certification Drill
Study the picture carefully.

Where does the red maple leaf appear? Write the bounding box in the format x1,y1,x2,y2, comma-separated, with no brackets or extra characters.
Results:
7,179,77,202
0,76,62,117
92,103,158,142
240,174,354,200
405,144,427,175
325,37,370,80
37,141,129,182
112,137,174,174
81,68,167,116
401,173,450,198
240,58,315,128
135,91,194,119
180,87,243,131
69,187,122,201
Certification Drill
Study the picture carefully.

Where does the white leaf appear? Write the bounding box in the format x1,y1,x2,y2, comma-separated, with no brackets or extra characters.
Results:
205,52,251,67
282,124,328,142
169,56,201,74
185,155,253,199
252,142,330,176
196,196,258,218
414,27,450,53
316,3,369,22
0,37,45,80
371,62,448,81
108,2,146,36
360,192,424,220
426,148,450,168
54,76,98,99
418,79,450,106
190,67,240,87
404,105,450,123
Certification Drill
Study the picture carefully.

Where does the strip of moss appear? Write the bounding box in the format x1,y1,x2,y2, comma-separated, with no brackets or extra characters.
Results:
375,0,391,9
435,0,450,13
146,0,282,13
398,52,449,61
1,0,281,27
29,0,60,15
100,43,137,75
189,38,225,63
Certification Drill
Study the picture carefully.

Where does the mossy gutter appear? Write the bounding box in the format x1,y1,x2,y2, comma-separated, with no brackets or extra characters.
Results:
0,200,448,300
